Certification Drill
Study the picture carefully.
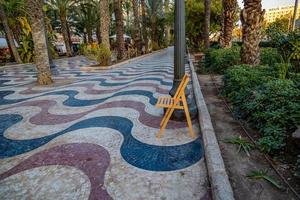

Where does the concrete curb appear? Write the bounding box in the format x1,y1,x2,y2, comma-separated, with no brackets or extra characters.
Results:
189,56,235,200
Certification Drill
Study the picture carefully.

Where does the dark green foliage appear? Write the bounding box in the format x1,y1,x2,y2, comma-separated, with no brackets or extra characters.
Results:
186,0,223,50
203,47,240,73
223,65,275,118
259,41,275,48
223,66,300,153
260,48,281,67
202,47,280,74
245,80,300,153
271,31,300,69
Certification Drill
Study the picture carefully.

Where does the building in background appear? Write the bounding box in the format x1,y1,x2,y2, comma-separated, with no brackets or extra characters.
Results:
265,5,300,25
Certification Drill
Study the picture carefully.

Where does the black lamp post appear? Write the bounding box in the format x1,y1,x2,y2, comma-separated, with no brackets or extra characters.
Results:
169,0,197,120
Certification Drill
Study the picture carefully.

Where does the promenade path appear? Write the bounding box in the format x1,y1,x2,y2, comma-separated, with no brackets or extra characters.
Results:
0,47,209,200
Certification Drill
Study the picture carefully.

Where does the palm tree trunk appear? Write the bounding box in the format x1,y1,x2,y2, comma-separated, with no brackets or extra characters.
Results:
151,16,159,50
131,0,142,55
220,0,237,48
114,0,125,60
87,26,93,44
99,0,110,49
96,23,101,44
0,5,22,64
240,0,265,65
164,0,170,45
204,0,211,49
141,0,148,53
59,13,73,57
25,0,53,85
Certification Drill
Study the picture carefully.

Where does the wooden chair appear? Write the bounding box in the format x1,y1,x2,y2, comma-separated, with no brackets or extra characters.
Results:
155,74,196,139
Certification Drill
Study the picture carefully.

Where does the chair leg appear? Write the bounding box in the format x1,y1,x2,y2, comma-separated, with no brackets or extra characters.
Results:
157,108,175,139
182,96,196,139
160,107,172,126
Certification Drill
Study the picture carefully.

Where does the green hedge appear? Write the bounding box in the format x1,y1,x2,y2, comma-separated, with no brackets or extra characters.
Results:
223,65,300,153
203,47,241,73
203,47,281,74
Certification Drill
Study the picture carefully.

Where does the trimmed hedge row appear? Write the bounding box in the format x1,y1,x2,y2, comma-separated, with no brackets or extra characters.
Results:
223,65,300,154
203,47,281,74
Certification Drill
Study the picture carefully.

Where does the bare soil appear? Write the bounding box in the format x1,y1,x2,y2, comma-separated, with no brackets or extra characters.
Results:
197,74,299,200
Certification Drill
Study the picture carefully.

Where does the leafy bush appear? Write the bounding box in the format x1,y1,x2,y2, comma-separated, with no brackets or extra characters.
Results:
271,31,300,71
204,47,240,73
223,66,300,153
259,41,275,48
245,80,300,153
223,65,275,117
81,43,112,66
202,47,280,74
260,48,281,67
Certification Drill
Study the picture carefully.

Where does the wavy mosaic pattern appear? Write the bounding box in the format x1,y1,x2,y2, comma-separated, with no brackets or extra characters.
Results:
0,49,206,199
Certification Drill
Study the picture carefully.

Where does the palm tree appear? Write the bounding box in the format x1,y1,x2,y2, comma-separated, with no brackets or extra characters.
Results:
164,0,170,45
146,0,162,50
131,0,142,55
99,0,110,49
240,0,265,65
204,0,211,49
114,0,125,60
25,0,53,85
48,0,74,57
220,0,237,48
0,3,22,63
141,0,148,53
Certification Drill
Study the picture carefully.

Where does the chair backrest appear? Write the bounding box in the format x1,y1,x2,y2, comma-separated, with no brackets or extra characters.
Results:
174,74,189,99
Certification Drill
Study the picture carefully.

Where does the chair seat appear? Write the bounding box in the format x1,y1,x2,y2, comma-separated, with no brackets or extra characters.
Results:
155,96,183,109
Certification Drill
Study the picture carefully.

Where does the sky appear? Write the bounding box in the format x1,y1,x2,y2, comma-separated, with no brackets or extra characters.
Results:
237,0,295,9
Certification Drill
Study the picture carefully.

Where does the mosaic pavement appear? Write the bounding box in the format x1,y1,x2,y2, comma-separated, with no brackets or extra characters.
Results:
0,47,208,200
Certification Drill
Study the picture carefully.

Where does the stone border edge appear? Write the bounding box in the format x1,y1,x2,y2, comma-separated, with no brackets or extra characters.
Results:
188,54,235,200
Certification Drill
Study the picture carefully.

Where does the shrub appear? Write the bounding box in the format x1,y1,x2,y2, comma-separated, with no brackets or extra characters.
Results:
202,47,280,74
260,48,281,67
204,47,240,73
223,65,275,117
223,66,300,153
81,43,112,66
245,80,300,153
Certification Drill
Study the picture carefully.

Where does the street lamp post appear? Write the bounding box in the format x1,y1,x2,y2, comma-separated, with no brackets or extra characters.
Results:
169,0,197,120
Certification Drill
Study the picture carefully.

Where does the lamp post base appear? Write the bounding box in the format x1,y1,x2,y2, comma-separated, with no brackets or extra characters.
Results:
167,79,198,121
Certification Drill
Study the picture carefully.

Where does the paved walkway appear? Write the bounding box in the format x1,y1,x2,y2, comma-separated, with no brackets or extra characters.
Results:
0,47,208,200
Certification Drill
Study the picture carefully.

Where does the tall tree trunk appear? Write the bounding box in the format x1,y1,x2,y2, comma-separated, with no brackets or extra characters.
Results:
96,23,101,44
204,0,211,49
151,16,159,50
87,26,93,44
291,0,299,31
131,0,142,55
25,0,53,85
240,0,265,65
114,0,125,60
83,32,87,44
141,0,148,53
99,0,110,49
220,0,237,48
164,0,170,45
59,13,72,57
0,5,22,64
